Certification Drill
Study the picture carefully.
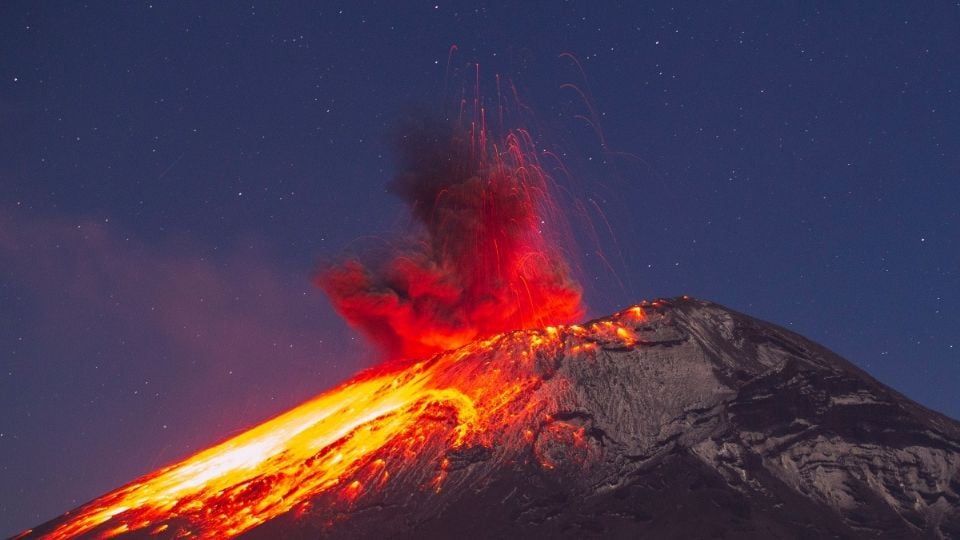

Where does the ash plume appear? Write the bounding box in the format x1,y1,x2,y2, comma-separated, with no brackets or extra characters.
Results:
317,118,584,360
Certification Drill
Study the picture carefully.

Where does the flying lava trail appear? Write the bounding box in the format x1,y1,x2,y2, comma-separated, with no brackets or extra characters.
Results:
19,70,609,539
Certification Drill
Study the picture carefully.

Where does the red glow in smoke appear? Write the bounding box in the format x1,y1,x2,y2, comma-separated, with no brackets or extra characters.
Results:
318,106,584,360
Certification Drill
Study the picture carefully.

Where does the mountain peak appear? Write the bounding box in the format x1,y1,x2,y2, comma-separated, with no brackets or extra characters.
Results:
21,298,960,539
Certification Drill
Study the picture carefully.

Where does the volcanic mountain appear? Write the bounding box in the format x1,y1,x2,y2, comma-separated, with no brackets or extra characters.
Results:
19,297,960,539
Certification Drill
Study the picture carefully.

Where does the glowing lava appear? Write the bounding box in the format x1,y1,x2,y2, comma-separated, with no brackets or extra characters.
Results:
23,306,648,539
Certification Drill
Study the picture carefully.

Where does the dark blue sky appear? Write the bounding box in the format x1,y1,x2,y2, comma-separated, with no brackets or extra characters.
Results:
1,2,957,535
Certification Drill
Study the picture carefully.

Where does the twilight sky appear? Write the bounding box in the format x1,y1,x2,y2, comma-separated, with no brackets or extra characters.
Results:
1,2,958,535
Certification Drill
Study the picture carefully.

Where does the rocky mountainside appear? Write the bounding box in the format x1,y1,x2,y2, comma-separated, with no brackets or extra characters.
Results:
22,298,960,539
254,298,959,539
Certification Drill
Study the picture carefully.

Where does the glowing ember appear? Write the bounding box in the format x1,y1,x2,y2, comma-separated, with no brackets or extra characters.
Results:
26,307,647,539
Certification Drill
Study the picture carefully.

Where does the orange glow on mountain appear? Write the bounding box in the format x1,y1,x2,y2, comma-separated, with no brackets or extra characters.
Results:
25,306,647,539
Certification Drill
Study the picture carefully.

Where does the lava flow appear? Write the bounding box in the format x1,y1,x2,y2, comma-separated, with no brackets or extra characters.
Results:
24,306,649,540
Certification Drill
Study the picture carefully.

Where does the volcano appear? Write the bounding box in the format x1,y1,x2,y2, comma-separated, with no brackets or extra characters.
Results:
19,297,960,539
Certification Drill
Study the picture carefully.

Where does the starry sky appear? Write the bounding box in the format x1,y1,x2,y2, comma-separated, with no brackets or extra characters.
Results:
1,2,958,535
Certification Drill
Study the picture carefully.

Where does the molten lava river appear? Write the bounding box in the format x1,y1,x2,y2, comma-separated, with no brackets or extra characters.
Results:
20,307,650,539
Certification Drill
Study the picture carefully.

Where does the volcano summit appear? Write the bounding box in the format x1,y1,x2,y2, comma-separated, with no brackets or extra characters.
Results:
19,298,960,539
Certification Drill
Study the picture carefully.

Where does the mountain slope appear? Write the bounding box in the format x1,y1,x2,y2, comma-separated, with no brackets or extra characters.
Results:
22,298,960,539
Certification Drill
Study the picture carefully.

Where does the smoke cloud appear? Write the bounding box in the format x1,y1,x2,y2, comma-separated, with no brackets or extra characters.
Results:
317,119,584,360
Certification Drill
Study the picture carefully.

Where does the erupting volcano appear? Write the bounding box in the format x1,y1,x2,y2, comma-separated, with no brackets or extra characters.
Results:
20,299,960,539
18,88,960,539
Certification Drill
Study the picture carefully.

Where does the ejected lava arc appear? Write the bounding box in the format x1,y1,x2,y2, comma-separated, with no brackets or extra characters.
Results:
318,110,585,360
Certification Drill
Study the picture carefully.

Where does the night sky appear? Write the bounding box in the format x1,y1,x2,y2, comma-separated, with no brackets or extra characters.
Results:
2,2,958,535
